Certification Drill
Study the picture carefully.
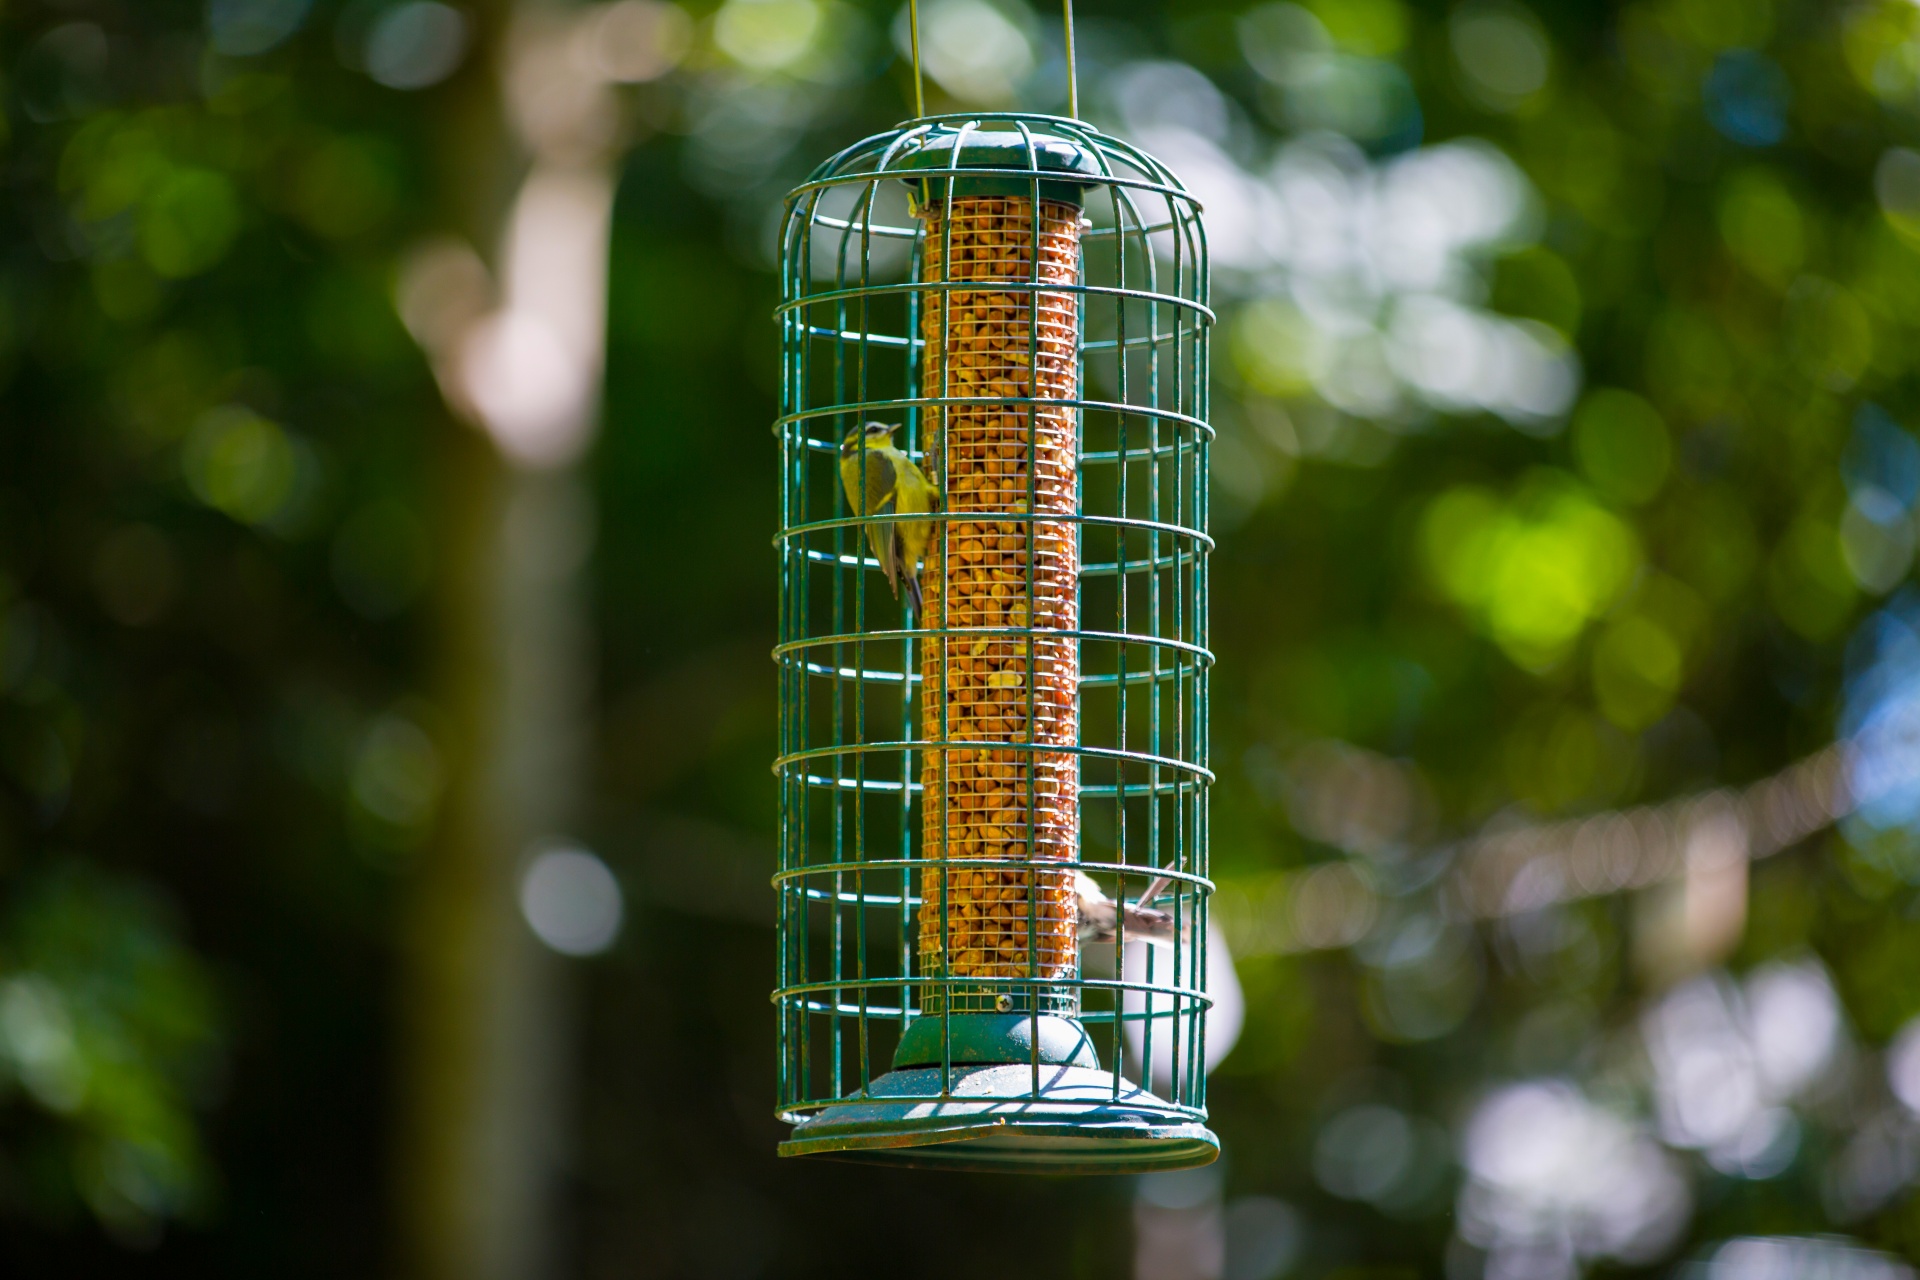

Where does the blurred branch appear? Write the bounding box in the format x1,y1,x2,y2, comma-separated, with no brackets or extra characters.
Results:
1222,742,1855,960
1447,741,1850,919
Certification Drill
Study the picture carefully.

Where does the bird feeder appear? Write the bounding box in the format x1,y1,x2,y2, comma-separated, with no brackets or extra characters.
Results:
772,111,1216,1171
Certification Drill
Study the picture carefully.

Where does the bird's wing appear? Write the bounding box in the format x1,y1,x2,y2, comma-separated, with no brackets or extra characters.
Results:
892,453,940,594
881,457,910,594
863,449,897,515
870,492,900,594
894,454,938,514
846,450,901,595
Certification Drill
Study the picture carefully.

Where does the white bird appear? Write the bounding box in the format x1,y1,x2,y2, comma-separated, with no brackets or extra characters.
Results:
1074,871,1177,946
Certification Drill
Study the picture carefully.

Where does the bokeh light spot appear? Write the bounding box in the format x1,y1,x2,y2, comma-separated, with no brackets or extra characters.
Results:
1571,388,1669,505
1876,147,1920,240
1840,487,1915,595
1709,1236,1913,1280
520,846,624,956
1593,615,1683,730
350,713,444,834
1305,0,1407,58
1705,51,1790,147
1239,4,1333,86
296,137,400,240
207,0,314,56
139,169,240,279
1460,1080,1690,1273
1785,276,1874,392
893,0,1033,106
1232,299,1323,397
18,23,110,122
365,2,469,90
1490,246,1581,336
1845,406,1920,510
1887,1016,1920,1115
183,406,298,527
716,0,823,72
1450,0,1551,113
1718,168,1805,288
1767,516,1858,641
0,975,87,1114
1314,1105,1414,1202
1422,474,1640,670
587,0,695,83
1222,1196,1302,1280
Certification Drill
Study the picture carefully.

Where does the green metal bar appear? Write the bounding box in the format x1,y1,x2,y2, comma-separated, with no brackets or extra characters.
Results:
777,196,800,1111
784,165,1201,210
793,544,1204,579
795,325,1194,355
934,127,966,1097
786,774,1201,801
776,624,1213,667
780,396,1214,443
783,657,1193,685
829,203,850,1104
1113,172,1139,1102
796,189,822,1107
789,431,1206,462
777,858,1213,887
786,1003,1203,1028
901,182,926,1044
1009,119,1043,1093
850,178,878,1094
777,973,1212,1005
777,278,1215,327
784,999,1212,1026
777,732,1213,768
779,509,1214,554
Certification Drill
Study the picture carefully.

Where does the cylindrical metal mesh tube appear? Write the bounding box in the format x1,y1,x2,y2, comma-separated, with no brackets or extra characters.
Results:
917,195,1081,1015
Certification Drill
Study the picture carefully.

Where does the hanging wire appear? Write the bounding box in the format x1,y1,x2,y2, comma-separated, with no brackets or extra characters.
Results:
908,0,926,119
1063,0,1078,119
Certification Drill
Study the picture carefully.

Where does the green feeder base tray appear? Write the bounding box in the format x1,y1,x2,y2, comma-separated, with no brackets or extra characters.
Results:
778,1015,1219,1173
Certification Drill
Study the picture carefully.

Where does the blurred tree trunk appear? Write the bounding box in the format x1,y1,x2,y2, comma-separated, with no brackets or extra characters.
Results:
404,450,588,1280
396,3,620,1276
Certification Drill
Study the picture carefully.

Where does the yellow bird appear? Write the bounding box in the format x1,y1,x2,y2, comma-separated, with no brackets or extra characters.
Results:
839,421,939,613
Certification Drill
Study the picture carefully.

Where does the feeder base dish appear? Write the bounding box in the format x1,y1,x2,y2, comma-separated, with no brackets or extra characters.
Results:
778,1062,1219,1173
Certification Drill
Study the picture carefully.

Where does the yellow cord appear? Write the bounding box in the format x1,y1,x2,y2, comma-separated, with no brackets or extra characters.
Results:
909,0,926,119
1063,0,1077,118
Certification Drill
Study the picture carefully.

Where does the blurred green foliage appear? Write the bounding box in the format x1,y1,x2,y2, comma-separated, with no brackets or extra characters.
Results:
0,0,441,1263
13,0,1920,1275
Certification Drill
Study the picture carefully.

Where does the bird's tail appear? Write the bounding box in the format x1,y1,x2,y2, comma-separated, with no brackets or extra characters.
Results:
905,565,924,616
868,527,901,601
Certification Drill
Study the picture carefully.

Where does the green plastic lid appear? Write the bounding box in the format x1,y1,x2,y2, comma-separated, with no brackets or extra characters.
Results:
896,125,1101,210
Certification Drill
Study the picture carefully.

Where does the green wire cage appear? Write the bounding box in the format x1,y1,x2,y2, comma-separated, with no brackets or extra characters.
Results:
771,109,1216,1172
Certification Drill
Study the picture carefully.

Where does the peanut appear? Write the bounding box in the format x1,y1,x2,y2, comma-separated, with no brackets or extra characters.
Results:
915,196,1081,1015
